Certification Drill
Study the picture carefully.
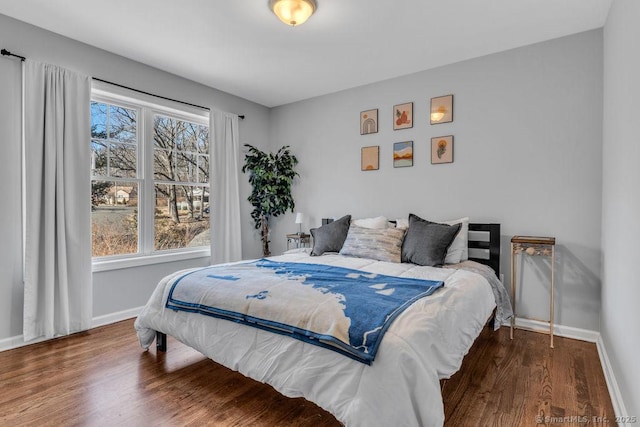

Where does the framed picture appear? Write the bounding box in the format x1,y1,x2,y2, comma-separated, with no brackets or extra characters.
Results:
431,135,453,164
393,141,413,168
430,95,453,125
360,109,378,135
361,146,379,171
393,102,413,130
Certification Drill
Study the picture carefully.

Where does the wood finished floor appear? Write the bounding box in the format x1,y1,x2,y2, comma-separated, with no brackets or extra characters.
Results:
0,319,614,426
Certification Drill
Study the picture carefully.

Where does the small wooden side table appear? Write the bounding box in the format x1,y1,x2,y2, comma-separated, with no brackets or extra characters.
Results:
286,233,311,250
510,235,556,348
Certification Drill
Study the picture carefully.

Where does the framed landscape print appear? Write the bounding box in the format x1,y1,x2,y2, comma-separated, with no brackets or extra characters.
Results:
393,102,413,130
361,146,380,171
360,109,378,135
430,95,453,125
393,141,413,168
431,135,453,164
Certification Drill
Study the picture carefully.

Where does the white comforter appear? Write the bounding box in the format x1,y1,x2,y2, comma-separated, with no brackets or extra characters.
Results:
135,251,496,427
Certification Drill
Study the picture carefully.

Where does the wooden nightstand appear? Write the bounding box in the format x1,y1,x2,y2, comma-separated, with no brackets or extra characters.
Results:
286,233,311,250
510,235,556,348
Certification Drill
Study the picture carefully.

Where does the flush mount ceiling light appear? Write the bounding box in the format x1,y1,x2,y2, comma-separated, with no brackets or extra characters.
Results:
270,0,317,26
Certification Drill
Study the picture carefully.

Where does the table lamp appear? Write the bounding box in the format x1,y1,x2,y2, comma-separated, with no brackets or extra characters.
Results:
295,213,304,235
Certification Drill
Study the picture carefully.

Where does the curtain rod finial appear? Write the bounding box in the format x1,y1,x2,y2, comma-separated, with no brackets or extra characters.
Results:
1,48,26,61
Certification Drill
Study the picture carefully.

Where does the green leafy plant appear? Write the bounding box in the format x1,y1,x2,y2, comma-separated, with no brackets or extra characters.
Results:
242,144,299,256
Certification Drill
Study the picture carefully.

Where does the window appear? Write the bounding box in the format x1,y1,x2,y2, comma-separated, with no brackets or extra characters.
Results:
91,87,210,266
91,101,140,257
152,114,210,251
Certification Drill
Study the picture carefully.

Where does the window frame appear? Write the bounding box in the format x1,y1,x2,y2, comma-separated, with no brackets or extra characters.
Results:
91,84,211,272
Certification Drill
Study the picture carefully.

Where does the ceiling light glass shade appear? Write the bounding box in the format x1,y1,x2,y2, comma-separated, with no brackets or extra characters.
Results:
270,0,316,26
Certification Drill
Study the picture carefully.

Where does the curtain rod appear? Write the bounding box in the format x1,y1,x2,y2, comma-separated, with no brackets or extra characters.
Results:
93,77,245,120
1,48,26,62
1,48,245,120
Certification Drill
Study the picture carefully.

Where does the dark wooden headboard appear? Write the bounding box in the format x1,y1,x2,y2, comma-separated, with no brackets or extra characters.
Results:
468,223,501,276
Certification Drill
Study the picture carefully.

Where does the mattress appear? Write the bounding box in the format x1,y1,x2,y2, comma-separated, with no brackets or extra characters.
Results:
135,251,497,426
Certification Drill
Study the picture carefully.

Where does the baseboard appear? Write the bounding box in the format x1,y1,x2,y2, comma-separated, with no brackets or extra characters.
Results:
508,317,600,342
596,335,629,423
0,306,143,353
0,334,49,353
91,306,143,329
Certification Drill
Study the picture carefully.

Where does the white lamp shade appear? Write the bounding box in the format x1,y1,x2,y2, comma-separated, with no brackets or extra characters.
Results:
295,212,304,224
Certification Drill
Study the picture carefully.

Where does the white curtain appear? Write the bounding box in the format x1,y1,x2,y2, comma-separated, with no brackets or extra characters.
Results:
23,60,92,341
211,111,242,264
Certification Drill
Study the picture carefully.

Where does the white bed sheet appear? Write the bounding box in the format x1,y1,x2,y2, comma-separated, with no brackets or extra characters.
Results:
135,251,496,427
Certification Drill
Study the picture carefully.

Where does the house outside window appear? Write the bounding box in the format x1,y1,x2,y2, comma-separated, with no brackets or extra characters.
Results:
91,86,210,270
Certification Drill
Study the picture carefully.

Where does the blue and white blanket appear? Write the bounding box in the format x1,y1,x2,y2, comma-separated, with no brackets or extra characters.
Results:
166,259,444,364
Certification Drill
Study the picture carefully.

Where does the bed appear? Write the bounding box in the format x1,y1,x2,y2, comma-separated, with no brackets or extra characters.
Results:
135,217,512,426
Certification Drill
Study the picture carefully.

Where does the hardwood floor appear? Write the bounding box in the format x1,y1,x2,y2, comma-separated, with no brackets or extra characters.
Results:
0,319,614,426
441,327,615,426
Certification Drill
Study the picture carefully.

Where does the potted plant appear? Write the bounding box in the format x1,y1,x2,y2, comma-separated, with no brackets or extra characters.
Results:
242,144,298,257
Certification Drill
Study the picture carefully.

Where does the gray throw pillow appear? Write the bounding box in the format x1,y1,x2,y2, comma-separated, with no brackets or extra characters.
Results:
310,215,351,256
401,214,462,266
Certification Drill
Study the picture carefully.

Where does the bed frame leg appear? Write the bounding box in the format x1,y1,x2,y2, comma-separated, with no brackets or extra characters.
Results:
156,332,167,352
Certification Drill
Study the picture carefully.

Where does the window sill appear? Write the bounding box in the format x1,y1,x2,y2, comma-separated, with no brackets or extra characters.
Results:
92,248,211,273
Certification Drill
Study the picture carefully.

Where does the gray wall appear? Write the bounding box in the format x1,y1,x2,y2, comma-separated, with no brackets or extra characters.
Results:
0,13,270,340
268,30,604,332
0,48,23,339
602,0,640,417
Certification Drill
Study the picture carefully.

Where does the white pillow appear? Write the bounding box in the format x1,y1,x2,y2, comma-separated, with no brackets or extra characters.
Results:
352,216,389,229
394,218,409,230
439,217,469,263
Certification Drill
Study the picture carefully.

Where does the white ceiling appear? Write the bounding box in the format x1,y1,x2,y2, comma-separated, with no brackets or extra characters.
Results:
0,0,611,107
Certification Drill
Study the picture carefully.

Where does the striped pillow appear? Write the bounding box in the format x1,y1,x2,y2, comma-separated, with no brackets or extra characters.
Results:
339,225,406,263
